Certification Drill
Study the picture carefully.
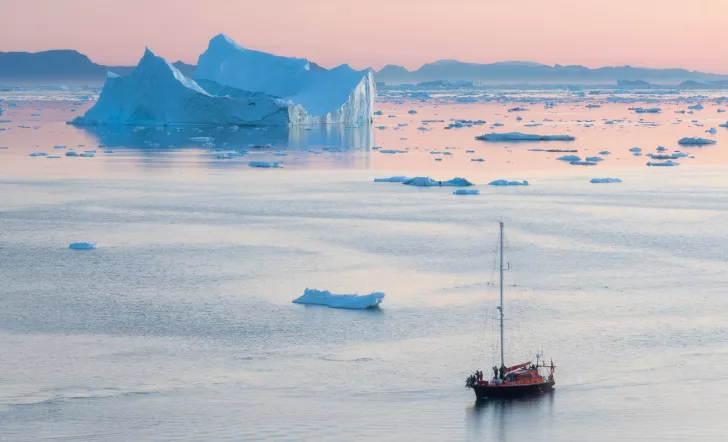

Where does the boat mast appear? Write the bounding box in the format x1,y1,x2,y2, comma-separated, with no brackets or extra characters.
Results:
499,221,505,369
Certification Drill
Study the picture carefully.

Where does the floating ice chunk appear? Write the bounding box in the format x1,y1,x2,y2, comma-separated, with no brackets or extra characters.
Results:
65,151,79,157
489,179,529,186
556,155,580,162
492,122,504,127
586,104,601,108
28,152,48,157
248,161,281,168
720,121,728,128
471,158,485,162
570,161,597,166
402,177,439,187
373,110,383,116
718,109,726,113
647,160,680,167
80,152,95,157
688,103,704,110
476,132,575,142
633,107,661,113
46,155,61,159
599,150,611,155
656,146,666,151
508,107,528,112
53,145,67,149
585,156,604,162
441,177,474,187
293,288,384,309
678,137,716,145
629,147,642,152
408,110,417,114
516,116,523,121
69,242,96,250
707,128,717,135
374,176,410,183
379,149,407,154
454,189,480,195
590,178,622,184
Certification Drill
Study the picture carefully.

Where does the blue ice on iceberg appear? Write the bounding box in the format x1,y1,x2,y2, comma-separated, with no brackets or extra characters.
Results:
292,288,384,309
476,132,575,142
678,137,716,145
489,179,529,186
69,242,96,250
590,178,622,184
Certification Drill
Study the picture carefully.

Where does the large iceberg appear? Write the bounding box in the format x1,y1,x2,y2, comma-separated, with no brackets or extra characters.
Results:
475,132,575,141
194,34,375,125
70,49,290,126
292,289,385,309
70,35,375,126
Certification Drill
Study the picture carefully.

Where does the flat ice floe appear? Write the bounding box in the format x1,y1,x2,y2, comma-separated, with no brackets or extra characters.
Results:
475,132,575,141
678,137,716,145
69,242,96,250
453,189,480,195
248,161,281,168
489,179,529,186
647,160,680,166
402,177,474,187
590,178,623,183
292,289,385,309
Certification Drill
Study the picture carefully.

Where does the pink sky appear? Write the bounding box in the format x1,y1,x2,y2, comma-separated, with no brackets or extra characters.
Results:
2,0,727,73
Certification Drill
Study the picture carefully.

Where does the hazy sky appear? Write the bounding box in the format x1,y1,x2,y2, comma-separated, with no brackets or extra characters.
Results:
2,0,727,72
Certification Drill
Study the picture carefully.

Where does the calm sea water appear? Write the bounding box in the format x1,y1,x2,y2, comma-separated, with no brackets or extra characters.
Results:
1,95,728,441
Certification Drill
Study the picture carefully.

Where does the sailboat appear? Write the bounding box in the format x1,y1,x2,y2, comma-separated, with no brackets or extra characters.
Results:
465,222,556,399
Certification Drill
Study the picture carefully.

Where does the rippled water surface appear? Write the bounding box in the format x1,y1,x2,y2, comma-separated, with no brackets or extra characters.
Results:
1,96,728,441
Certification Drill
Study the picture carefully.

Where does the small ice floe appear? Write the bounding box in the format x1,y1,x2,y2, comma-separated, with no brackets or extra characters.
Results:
489,179,529,186
46,155,61,159
476,132,575,142
374,110,383,116
648,154,679,160
647,160,680,167
720,121,728,128
570,161,597,166
656,146,666,151
586,104,601,108
492,122,504,127
441,177,474,187
53,145,67,149
377,126,386,130
556,155,580,162
28,152,48,157
508,107,528,112
688,103,704,110
80,152,95,157
633,107,661,113
471,158,485,162
65,151,79,157
585,156,604,162
453,189,480,195
465,150,475,153
678,137,716,146
718,109,726,113
516,116,523,121
292,288,385,309
379,149,407,154
408,110,417,114
629,147,642,152
248,161,281,168
706,128,717,135
402,177,439,187
599,150,611,155
374,176,410,183
524,123,542,127
590,178,622,184
69,242,96,250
